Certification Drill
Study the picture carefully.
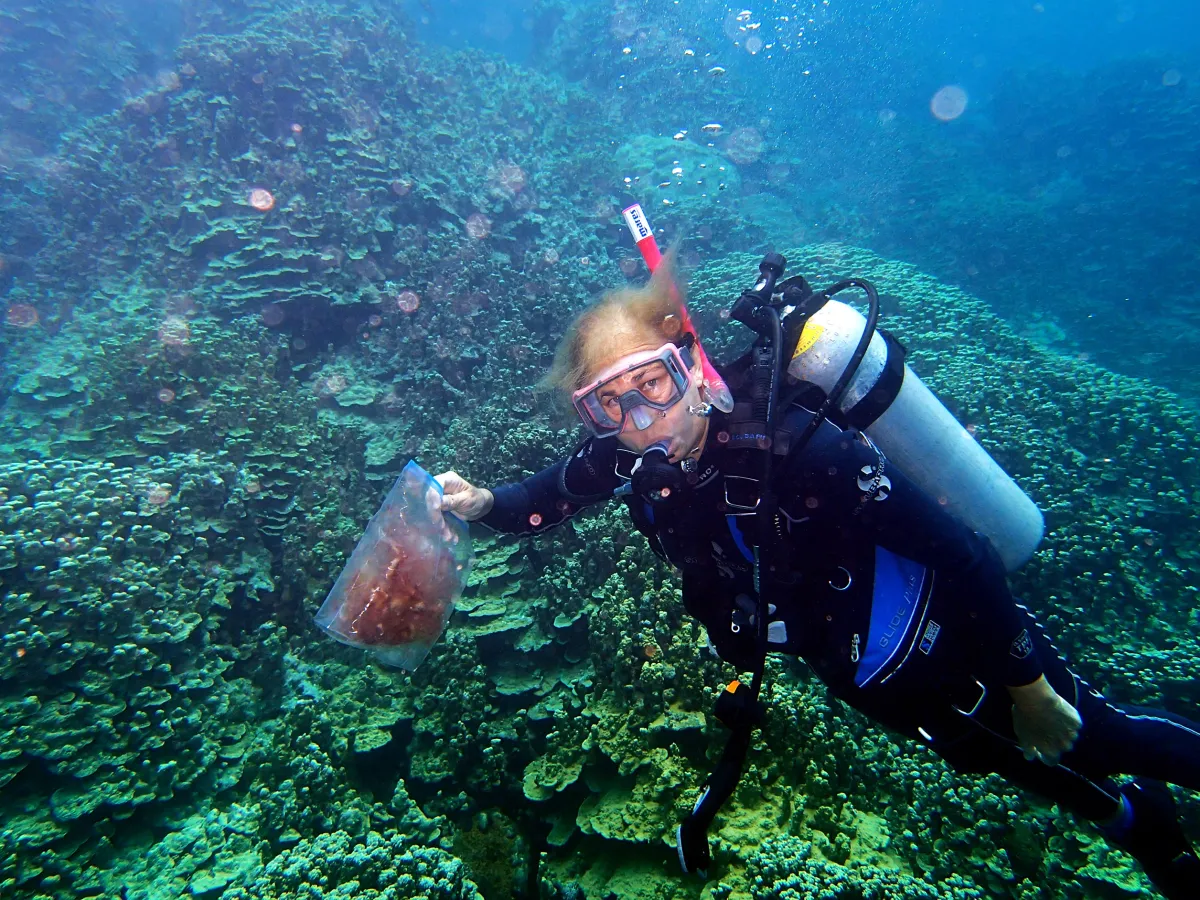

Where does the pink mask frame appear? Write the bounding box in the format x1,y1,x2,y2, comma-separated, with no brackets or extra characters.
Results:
572,342,695,438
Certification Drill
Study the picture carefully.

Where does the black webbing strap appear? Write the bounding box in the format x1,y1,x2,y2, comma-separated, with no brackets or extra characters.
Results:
678,313,783,879
840,330,906,431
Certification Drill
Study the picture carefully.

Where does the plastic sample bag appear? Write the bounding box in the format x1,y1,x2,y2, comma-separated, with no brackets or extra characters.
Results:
315,461,473,670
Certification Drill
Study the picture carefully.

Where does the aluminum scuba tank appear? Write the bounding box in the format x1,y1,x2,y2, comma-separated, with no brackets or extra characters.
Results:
785,299,1044,572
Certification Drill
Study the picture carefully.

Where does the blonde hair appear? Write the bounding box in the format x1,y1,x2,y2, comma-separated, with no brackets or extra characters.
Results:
541,254,693,401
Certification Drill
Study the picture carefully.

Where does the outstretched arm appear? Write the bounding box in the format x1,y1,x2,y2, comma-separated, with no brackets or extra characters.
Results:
437,435,622,536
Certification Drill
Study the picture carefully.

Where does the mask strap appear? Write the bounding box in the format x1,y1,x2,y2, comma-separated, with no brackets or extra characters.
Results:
678,332,697,371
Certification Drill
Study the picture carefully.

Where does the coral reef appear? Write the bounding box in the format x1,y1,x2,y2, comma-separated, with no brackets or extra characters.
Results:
7,145,1197,899
0,454,264,892
1,2,1198,899
7,227,1195,897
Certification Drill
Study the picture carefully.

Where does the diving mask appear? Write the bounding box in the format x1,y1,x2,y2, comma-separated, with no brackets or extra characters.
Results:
573,342,695,438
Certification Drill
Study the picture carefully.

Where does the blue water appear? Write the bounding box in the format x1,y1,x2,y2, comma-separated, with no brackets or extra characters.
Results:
407,0,1200,67
407,0,1199,93
394,0,1200,400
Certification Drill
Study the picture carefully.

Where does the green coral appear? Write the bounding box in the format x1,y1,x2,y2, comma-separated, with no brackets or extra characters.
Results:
0,455,262,893
5,236,1199,900
227,831,483,900
745,835,986,899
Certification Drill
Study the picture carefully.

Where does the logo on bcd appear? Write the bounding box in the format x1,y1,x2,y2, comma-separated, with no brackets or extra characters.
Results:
856,464,892,501
1010,629,1034,660
731,431,767,444
918,620,941,655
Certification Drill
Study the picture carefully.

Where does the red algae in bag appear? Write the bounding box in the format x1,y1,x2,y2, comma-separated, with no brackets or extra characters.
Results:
315,461,473,670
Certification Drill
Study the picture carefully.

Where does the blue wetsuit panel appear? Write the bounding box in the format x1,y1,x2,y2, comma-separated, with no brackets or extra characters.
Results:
725,515,754,563
855,546,927,688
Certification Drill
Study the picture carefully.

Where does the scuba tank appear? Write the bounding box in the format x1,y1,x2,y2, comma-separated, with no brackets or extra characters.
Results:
618,202,1040,570
783,299,1043,573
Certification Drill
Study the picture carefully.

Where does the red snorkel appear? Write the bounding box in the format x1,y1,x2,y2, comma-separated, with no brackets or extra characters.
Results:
621,204,734,413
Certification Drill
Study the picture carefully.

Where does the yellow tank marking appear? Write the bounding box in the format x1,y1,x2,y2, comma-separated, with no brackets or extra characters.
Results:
792,322,825,358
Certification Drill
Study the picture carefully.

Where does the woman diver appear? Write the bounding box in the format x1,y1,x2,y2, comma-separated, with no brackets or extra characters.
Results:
434,256,1200,898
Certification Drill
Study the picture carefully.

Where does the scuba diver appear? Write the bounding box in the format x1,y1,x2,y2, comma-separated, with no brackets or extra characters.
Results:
434,236,1200,897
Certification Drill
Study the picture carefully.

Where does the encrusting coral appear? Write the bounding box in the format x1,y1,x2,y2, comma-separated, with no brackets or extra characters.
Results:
5,232,1196,897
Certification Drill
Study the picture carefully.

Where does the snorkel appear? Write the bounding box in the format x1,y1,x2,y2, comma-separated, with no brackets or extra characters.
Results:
621,205,735,415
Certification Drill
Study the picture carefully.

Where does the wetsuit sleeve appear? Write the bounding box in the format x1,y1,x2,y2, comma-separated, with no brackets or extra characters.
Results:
780,427,1044,687
478,436,620,535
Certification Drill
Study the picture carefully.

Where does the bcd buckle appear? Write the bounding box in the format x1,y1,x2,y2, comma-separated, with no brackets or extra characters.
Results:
950,679,988,717
723,475,761,513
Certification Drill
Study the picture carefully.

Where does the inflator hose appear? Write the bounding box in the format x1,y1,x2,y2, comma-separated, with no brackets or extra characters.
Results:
749,303,783,700
677,278,881,878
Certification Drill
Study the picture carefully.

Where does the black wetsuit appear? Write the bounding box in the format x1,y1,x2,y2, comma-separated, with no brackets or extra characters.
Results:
480,403,1200,896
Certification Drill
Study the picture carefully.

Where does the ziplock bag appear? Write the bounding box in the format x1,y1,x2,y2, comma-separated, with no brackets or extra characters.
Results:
315,461,473,670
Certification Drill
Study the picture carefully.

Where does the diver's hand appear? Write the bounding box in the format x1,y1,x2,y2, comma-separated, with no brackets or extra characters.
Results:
434,471,494,521
1008,675,1082,765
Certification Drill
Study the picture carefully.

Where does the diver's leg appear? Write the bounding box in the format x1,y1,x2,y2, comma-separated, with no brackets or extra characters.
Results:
935,723,1200,899
1052,691,1200,896
1102,778,1200,900
931,602,1200,898
1069,697,1200,791
1012,600,1200,792
1016,612,1200,896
